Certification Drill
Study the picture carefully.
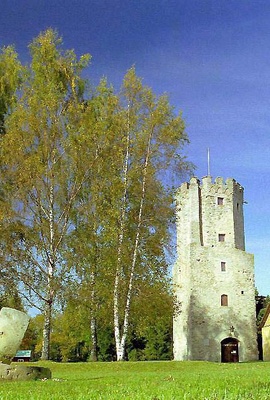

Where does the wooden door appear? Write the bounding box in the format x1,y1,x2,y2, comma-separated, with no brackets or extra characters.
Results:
221,338,239,362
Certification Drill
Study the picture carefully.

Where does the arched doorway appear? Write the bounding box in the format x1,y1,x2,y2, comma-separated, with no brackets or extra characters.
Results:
221,338,239,362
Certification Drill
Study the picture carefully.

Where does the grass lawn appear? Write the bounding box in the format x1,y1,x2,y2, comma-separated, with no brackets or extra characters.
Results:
0,361,270,399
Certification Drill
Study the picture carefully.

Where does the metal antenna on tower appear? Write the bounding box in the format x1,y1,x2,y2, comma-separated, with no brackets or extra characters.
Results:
207,148,210,176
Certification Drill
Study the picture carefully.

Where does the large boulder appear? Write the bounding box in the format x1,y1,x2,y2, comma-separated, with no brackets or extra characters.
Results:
0,307,30,364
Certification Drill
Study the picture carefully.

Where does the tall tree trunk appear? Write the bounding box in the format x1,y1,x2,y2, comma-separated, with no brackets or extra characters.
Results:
41,182,55,360
89,316,98,361
114,122,152,361
114,106,130,361
89,263,98,361
41,299,52,360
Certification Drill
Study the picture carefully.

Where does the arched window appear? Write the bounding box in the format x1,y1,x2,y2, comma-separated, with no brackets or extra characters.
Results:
221,294,228,306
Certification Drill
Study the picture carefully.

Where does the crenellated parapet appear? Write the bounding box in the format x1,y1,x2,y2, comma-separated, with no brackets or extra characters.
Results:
175,176,245,250
177,176,243,193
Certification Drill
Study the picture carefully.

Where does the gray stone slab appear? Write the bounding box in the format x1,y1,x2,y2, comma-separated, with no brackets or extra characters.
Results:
0,363,52,380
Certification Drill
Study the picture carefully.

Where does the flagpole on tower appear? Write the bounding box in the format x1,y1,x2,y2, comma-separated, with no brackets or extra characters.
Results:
207,148,210,176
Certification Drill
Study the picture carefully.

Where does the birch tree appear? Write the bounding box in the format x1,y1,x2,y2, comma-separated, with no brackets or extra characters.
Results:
65,80,123,361
0,29,90,359
112,68,190,360
68,68,190,362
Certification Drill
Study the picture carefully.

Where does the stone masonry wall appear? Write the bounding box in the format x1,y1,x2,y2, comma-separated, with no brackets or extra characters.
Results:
173,176,258,362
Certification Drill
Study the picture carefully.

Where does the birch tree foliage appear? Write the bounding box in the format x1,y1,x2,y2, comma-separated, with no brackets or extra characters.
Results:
0,45,23,135
0,46,23,230
62,69,188,362
64,79,125,361
112,67,190,360
0,29,90,360
0,47,25,300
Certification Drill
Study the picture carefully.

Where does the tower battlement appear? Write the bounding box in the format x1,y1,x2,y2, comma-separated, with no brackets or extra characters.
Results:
178,176,243,193
176,176,245,250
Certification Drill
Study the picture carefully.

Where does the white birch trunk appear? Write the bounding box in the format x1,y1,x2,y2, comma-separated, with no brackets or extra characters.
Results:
41,181,55,360
89,316,97,361
114,120,152,361
41,299,52,360
89,264,98,361
114,106,130,361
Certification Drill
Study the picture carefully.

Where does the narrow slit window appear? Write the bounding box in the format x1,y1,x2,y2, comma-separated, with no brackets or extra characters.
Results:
217,197,224,205
221,262,226,272
221,294,228,306
219,234,225,242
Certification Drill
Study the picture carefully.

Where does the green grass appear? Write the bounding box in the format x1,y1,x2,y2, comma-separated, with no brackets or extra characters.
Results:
0,361,270,399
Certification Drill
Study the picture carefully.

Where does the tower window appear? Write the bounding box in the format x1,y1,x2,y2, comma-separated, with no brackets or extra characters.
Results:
221,294,228,306
221,262,226,272
219,234,225,242
241,290,244,294
217,197,224,205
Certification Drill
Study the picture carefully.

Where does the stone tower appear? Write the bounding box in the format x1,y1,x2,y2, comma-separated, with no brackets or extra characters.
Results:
173,176,258,362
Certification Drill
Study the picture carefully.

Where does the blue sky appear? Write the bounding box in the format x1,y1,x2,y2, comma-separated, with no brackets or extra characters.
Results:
1,0,270,295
